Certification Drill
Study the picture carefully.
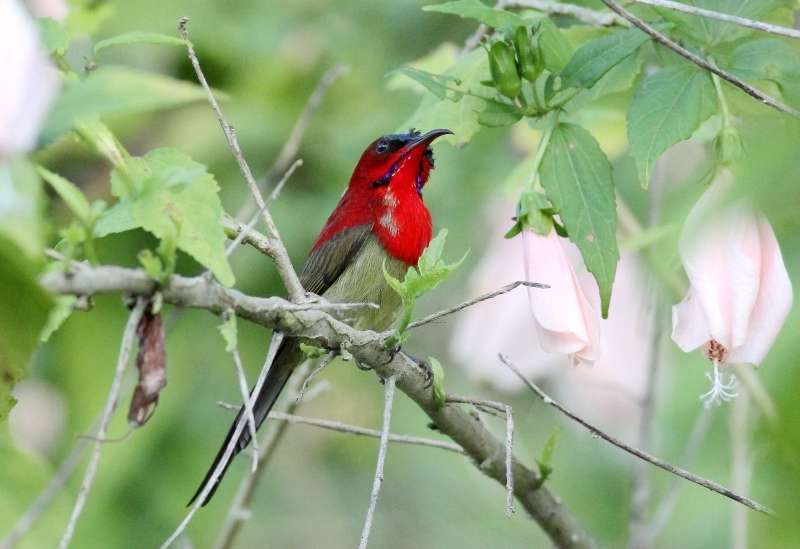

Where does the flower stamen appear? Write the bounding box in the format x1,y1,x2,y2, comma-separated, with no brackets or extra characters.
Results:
699,358,738,408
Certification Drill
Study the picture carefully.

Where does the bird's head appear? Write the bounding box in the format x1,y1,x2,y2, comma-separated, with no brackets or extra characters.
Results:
348,128,452,198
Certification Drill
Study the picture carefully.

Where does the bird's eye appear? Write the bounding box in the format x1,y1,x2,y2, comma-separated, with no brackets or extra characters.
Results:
375,140,389,154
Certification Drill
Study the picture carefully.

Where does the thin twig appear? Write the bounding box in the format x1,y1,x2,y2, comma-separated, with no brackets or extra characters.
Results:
296,352,336,404
600,0,800,119
229,345,259,473
223,160,303,260
499,354,774,516
730,391,752,549
0,434,92,549
645,406,714,543
508,0,625,26
58,299,146,549
160,332,285,549
446,395,515,516
405,280,547,331
177,17,306,302
631,0,800,40
358,376,397,549
628,313,663,549
267,411,465,454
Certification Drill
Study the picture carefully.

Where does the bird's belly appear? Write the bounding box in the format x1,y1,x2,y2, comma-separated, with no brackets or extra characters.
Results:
322,238,408,331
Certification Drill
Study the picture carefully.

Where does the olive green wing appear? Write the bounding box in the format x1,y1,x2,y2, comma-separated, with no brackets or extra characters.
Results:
300,224,373,296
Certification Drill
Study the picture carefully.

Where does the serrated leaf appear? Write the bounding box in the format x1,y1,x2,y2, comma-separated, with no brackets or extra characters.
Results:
94,31,188,54
38,17,70,55
218,311,238,353
101,148,235,286
428,357,447,409
37,166,92,223
560,26,652,90
399,48,492,146
423,0,526,29
537,17,574,73
0,237,53,421
539,123,618,317
41,66,210,143
727,38,800,107
656,0,791,47
628,64,716,187
564,51,643,112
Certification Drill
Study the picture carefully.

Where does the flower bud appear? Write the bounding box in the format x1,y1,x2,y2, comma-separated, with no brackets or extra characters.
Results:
512,26,542,82
489,40,522,99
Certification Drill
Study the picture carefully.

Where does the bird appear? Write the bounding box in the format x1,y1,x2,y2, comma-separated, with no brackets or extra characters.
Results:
189,128,453,505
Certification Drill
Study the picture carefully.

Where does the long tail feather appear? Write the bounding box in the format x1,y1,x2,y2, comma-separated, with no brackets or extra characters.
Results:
188,338,303,506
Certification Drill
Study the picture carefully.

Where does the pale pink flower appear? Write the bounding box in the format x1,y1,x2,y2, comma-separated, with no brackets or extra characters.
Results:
672,170,793,405
28,0,69,20
522,228,601,367
0,0,60,159
449,201,654,438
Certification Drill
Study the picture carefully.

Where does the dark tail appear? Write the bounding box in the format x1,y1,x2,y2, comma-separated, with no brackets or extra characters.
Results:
188,338,303,506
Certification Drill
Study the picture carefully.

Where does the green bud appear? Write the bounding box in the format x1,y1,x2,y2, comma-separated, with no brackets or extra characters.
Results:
513,26,542,82
489,40,522,99
713,126,743,165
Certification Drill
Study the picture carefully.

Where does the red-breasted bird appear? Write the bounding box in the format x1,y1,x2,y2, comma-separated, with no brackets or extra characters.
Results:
190,128,452,505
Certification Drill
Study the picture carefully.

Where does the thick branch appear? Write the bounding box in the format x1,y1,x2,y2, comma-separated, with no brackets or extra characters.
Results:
600,0,800,119
40,265,595,548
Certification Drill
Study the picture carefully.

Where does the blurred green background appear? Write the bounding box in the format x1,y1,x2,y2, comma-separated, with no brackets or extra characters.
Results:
2,1,799,548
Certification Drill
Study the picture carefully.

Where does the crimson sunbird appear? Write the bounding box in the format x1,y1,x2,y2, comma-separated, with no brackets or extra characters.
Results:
190,128,453,505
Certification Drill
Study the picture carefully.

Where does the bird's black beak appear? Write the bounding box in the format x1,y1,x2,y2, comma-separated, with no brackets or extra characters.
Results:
403,128,453,153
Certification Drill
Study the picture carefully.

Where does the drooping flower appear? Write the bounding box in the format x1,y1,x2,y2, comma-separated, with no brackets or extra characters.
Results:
521,227,601,367
671,170,793,406
449,201,654,438
0,0,60,159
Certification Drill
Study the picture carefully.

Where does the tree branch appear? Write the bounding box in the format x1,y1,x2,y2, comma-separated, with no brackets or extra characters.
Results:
40,264,595,548
508,0,626,27
631,0,800,41
177,17,306,302
499,354,774,516
600,0,800,119
58,299,147,549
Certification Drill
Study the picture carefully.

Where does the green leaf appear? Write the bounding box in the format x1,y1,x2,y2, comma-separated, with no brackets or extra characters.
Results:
428,357,447,410
391,67,464,101
138,249,164,280
0,237,53,421
537,17,574,73
0,159,47,258
94,32,188,54
73,116,129,169
539,123,618,317
40,296,77,343
628,64,716,187
657,0,791,47
534,426,561,485
299,342,328,359
38,17,71,55
400,48,492,146
100,148,235,286
727,38,800,107
218,311,238,353
423,0,526,29
477,99,522,127
41,66,210,143
560,26,652,90
564,51,643,112
37,167,92,223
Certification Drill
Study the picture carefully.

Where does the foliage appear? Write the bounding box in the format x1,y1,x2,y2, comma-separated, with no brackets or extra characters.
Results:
383,229,467,347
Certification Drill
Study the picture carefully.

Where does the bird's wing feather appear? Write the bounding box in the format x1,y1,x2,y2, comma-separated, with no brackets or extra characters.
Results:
300,223,373,295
